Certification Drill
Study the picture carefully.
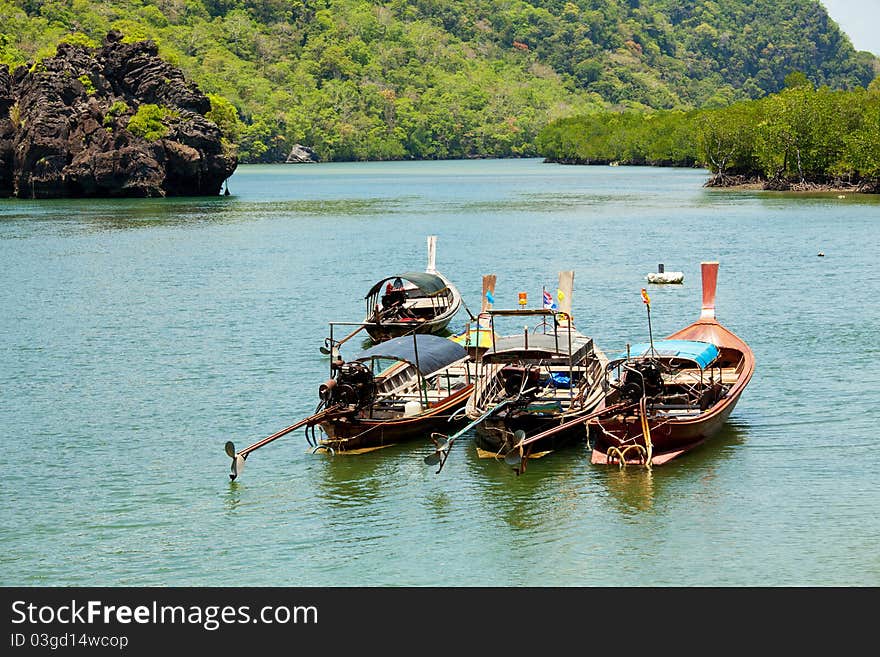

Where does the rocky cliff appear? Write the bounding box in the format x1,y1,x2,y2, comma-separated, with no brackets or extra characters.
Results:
0,31,236,198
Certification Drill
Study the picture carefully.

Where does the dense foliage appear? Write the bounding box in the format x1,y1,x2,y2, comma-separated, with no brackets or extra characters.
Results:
0,0,876,162
536,79,880,187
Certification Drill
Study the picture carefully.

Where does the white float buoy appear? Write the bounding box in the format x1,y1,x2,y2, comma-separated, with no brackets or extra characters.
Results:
404,400,423,417
646,263,684,284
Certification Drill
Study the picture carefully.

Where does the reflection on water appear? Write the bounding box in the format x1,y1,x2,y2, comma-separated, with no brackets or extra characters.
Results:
460,437,590,532
224,483,243,513
311,442,411,509
0,196,411,236
594,421,750,514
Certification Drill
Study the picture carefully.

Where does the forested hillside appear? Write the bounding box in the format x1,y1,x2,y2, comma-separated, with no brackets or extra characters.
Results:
1,0,875,162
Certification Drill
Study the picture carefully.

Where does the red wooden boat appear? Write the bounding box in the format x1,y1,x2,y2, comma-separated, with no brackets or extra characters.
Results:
588,261,754,466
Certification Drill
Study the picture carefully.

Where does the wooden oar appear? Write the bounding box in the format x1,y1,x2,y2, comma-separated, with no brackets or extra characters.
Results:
225,406,339,481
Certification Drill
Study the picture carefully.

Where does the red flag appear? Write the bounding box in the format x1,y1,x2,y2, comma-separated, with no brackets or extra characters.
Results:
641,288,651,306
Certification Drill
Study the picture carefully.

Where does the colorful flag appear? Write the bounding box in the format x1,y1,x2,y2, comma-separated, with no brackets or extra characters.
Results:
542,288,553,309
557,288,565,301
641,288,651,306
486,289,495,304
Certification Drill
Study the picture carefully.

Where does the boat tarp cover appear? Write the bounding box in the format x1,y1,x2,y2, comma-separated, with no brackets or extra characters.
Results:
485,332,593,361
350,334,467,375
619,340,719,369
365,272,448,298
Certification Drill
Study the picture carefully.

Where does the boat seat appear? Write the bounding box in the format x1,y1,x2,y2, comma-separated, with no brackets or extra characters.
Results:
663,368,740,385
657,408,702,417
404,297,444,309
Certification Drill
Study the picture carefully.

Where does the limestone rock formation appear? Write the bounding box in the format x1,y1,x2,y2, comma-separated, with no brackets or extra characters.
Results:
0,31,237,198
285,143,319,163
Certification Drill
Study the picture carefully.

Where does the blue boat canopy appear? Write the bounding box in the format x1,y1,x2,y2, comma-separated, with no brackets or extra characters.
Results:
349,334,467,375
616,339,720,369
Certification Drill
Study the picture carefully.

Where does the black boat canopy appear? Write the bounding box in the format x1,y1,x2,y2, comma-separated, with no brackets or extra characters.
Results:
350,334,467,375
364,272,448,298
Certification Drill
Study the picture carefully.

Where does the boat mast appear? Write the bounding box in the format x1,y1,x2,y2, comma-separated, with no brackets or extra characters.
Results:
426,235,437,274
700,261,719,320
558,271,575,393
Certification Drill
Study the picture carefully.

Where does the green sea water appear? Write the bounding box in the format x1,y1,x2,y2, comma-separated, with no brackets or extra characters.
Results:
2,158,878,586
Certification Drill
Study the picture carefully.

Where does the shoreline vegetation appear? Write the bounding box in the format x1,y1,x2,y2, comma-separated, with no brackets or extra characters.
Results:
701,174,878,194
544,164,879,194
537,79,880,194
1,0,877,166
3,0,880,197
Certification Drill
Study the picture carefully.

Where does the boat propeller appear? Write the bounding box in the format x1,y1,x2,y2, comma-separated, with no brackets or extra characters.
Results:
224,406,341,481
225,440,247,481
503,430,527,468
424,434,449,466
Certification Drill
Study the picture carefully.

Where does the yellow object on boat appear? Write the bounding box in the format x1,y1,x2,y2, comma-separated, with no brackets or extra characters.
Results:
449,326,499,349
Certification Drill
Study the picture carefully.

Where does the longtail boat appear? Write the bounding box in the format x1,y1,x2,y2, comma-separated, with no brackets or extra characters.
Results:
588,261,755,467
310,333,473,454
359,235,463,343
425,271,608,473
225,333,473,479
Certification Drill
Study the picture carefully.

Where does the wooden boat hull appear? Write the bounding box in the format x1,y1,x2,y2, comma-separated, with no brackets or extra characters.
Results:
589,390,743,465
465,308,608,461
317,385,472,452
364,315,454,342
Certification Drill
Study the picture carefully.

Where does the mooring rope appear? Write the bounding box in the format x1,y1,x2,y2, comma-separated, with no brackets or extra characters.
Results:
603,395,654,469
640,395,653,470
605,444,648,468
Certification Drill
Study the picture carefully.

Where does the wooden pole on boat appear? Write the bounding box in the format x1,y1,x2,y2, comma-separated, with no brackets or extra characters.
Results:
557,270,574,322
320,306,396,356
481,274,496,313
424,397,521,473
639,395,653,468
502,401,635,473
511,401,632,451
426,235,437,274
224,407,338,481
642,288,655,356
320,322,368,356
481,274,497,357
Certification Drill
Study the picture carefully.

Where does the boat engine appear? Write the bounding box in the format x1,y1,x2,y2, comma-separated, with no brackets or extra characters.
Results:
319,361,376,409
501,365,542,397
619,360,663,402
